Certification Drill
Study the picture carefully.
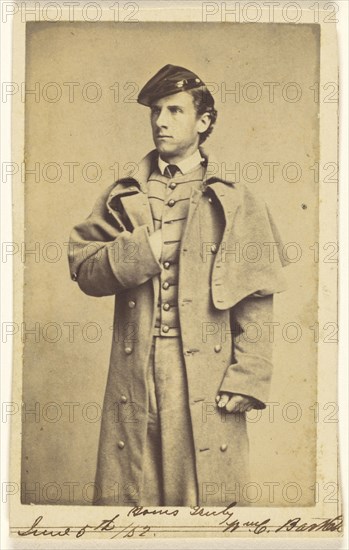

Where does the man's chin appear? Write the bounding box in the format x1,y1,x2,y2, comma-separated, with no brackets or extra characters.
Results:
155,143,177,157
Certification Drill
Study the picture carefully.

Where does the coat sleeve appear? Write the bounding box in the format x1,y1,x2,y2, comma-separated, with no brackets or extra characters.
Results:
218,294,274,409
68,185,162,297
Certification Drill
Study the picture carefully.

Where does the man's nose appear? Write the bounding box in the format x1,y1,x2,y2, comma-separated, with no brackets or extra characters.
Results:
155,108,169,127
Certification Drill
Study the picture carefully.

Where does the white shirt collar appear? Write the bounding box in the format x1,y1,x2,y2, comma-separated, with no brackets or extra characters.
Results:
158,149,204,176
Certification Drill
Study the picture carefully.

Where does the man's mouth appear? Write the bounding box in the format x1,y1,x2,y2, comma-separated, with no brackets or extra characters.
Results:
156,135,173,139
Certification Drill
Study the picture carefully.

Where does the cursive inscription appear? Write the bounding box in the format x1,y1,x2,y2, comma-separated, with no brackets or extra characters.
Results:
128,505,179,517
18,516,71,537
17,509,343,539
276,515,343,533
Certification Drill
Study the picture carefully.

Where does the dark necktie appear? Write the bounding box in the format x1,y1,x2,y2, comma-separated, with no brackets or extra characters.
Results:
164,164,180,178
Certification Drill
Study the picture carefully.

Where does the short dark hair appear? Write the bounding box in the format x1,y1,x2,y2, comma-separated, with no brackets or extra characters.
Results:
188,86,218,144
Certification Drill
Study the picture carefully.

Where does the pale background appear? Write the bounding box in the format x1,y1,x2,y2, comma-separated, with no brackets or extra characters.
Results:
22,21,320,506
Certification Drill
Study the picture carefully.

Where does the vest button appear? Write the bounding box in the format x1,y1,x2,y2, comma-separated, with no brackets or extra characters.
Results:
163,303,170,311
214,344,222,353
162,281,170,290
124,346,133,355
211,244,218,254
120,395,128,404
220,444,228,452
208,197,213,204
169,182,177,190
118,440,125,450
162,325,170,333
128,300,136,308
168,199,176,207
72,272,78,281
163,261,171,269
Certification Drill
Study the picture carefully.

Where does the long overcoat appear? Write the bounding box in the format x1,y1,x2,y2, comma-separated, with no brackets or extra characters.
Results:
68,149,288,507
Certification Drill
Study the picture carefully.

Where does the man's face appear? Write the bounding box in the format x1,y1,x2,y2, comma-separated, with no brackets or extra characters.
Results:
150,91,208,163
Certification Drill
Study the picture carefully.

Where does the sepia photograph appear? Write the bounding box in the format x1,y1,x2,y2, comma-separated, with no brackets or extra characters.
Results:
21,18,321,508
2,0,345,545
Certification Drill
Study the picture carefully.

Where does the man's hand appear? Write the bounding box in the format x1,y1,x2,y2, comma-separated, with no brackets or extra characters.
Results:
149,229,162,261
216,392,257,413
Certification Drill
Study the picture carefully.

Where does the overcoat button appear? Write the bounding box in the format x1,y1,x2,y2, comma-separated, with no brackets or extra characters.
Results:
168,199,176,207
120,395,127,403
208,197,213,204
162,325,170,333
211,244,218,254
118,440,125,449
220,444,228,452
124,347,133,355
72,272,78,281
162,281,170,290
169,182,176,190
163,303,170,311
128,300,136,308
214,344,222,353
163,261,171,269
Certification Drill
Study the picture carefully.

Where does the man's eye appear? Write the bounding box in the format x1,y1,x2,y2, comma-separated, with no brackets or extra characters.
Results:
170,107,182,113
151,107,160,115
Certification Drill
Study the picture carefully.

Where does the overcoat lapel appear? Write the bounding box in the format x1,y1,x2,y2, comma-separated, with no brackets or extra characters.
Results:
206,181,241,233
120,193,154,232
106,150,158,231
179,187,202,254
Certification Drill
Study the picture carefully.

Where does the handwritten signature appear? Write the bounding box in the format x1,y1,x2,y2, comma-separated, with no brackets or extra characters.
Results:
190,502,343,535
17,504,343,538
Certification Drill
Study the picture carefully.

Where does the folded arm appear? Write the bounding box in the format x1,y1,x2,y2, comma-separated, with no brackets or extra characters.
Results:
68,186,162,297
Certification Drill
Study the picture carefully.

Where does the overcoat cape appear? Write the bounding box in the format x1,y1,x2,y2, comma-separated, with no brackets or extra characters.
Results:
68,148,288,506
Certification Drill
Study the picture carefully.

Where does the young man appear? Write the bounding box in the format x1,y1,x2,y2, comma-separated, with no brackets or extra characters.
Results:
68,64,288,507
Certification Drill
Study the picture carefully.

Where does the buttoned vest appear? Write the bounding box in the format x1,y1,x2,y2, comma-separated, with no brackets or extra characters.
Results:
147,163,205,336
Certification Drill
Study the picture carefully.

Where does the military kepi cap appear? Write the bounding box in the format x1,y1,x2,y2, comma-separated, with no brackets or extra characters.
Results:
137,64,213,106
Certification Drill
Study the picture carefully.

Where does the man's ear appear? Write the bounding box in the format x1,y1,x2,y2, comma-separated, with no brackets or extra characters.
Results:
197,112,211,135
